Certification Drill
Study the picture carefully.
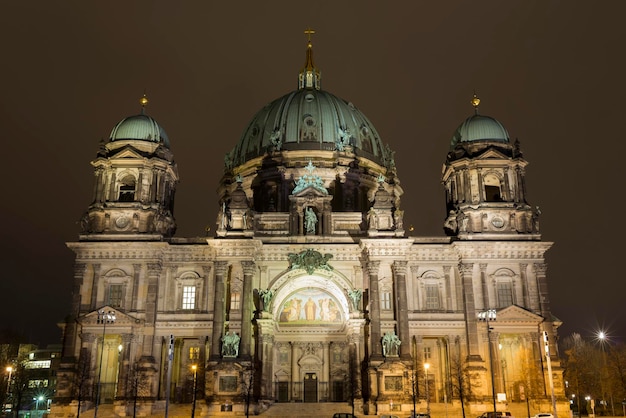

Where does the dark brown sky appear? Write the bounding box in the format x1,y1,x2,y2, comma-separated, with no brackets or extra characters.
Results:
1,1,624,345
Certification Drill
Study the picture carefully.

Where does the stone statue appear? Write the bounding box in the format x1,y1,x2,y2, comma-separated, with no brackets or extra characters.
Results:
347,289,362,311
367,207,378,230
221,331,240,357
259,289,273,312
382,331,401,357
394,209,404,230
270,128,282,151
305,207,317,234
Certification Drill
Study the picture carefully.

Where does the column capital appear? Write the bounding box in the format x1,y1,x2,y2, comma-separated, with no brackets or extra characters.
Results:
391,260,408,276
241,260,257,276
214,260,229,276
366,260,380,275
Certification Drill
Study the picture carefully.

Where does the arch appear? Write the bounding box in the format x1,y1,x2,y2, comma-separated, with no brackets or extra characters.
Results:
117,172,137,202
270,271,351,327
483,172,503,202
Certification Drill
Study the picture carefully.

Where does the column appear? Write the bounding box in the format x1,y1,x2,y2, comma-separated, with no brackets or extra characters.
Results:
240,261,256,358
90,263,101,308
322,342,330,401
503,168,511,201
131,264,141,311
459,263,481,358
519,263,529,308
367,261,382,358
63,263,86,358
291,342,300,400
201,265,212,311
141,262,160,358
260,332,274,399
477,168,484,202
211,261,229,359
480,263,489,308
392,261,410,358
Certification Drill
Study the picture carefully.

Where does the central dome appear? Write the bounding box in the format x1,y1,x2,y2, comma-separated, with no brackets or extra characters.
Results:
229,88,385,167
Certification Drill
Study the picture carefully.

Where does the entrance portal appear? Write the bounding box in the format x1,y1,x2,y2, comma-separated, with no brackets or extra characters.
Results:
303,373,318,403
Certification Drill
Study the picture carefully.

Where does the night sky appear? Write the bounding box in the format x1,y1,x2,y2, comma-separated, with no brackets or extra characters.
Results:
1,2,624,346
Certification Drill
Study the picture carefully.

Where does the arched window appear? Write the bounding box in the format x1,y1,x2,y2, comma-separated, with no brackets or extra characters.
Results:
484,173,502,202
118,175,136,202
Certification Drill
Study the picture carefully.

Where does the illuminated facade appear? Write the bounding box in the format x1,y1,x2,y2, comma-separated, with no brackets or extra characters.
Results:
53,37,568,417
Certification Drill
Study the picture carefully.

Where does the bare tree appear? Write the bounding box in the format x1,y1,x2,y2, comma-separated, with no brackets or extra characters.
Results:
73,350,93,418
449,350,471,418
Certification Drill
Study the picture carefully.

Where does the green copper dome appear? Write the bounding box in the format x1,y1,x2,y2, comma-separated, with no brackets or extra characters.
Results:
109,114,170,148
450,114,509,149
229,88,385,167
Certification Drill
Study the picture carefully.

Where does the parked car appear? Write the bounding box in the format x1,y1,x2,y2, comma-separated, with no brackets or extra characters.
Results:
478,412,514,418
532,414,554,418
333,414,357,418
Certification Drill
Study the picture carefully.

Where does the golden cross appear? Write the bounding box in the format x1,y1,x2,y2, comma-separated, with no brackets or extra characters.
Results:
304,28,315,42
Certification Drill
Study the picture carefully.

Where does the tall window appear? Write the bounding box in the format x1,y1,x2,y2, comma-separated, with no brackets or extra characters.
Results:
496,281,513,307
118,175,136,202
423,346,431,361
424,284,440,310
182,285,196,310
108,284,123,308
381,292,392,310
189,346,200,360
484,174,503,202
230,292,241,311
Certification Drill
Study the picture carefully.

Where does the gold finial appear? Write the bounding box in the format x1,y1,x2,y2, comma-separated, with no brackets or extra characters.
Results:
140,93,149,108
304,27,315,43
471,92,480,114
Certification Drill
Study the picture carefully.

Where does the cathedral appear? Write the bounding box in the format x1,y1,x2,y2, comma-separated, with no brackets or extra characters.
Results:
53,35,568,417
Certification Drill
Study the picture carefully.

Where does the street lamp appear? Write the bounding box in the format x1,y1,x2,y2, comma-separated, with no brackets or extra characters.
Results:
478,309,497,415
191,364,198,418
424,362,430,417
597,331,615,416
94,309,116,418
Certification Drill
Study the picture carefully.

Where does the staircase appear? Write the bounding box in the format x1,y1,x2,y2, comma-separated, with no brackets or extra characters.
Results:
258,402,357,417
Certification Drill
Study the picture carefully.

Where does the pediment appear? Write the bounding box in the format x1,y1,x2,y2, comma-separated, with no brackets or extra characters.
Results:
110,147,145,159
291,185,329,198
78,306,142,327
489,305,544,331
475,148,509,160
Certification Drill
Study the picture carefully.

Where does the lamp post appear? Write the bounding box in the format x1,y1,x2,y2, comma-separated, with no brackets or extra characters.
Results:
5,366,13,413
478,309,497,415
191,365,198,418
597,331,615,416
95,309,116,418
424,362,430,417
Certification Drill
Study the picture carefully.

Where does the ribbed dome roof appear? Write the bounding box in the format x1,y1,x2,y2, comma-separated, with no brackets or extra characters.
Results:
229,88,385,167
450,114,509,149
109,114,170,148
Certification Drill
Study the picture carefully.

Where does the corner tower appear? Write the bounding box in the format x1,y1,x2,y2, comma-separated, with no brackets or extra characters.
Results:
79,95,179,239
442,95,539,239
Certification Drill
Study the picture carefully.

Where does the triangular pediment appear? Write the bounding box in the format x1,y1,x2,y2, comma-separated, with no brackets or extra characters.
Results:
110,147,145,159
489,305,544,332
292,185,328,198
78,306,142,327
475,148,509,160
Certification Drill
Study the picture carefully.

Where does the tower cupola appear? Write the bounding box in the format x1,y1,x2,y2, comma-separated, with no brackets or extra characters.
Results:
441,95,540,239
79,95,179,239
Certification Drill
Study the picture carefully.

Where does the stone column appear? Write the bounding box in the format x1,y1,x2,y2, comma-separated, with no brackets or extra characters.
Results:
459,263,481,358
201,265,213,312
142,262,161,358
291,342,300,400
480,263,489,308
63,263,86,359
116,333,133,399
519,263,529,308
323,342,330,399
477,168,484,202
240,261,256,358
260,330,274,399
392,261,410,358
90,263,101,308
131,264,141,311
211,261,229,359
367,261,382,359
